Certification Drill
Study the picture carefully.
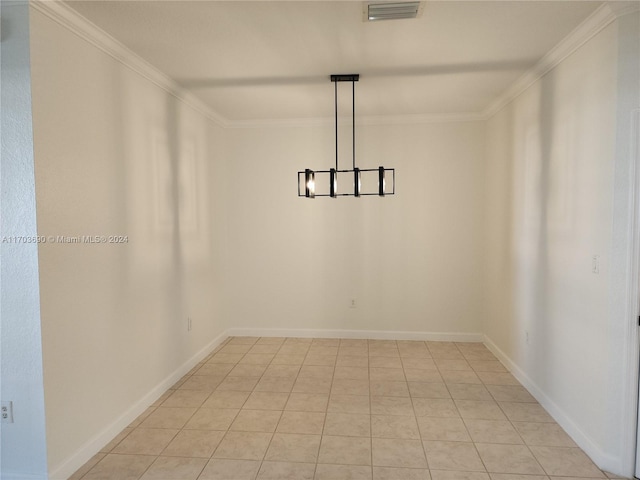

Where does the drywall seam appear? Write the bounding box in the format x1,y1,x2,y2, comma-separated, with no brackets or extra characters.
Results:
227,328,484,343
483,2,638,119
48,331,229,480
483,335,620,474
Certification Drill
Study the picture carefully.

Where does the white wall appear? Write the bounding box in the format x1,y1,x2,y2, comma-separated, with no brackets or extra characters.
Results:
0,3,49,479
484,13,639,477
29,8,230,476
224,120,486,337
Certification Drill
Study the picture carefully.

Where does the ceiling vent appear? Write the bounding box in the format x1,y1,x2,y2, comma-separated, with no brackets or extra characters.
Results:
366,2,423,21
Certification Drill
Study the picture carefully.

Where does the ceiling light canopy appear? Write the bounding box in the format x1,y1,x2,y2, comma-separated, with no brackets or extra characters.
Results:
298,74,395,199
366,1,422,21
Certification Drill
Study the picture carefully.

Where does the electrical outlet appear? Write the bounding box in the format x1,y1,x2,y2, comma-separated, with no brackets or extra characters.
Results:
525,331,530,345
592,255,600,274
187,317,192,331
349,299,357,309
1,401,14,423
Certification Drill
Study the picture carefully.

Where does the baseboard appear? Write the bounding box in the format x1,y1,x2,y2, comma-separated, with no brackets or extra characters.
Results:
483,335,621,475
226,327,484,343
48,330,229,480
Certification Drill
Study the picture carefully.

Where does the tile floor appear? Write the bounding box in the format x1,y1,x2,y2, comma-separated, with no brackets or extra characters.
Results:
69,337,629,480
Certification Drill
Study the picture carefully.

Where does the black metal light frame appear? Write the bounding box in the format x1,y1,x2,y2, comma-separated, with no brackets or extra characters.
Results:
298,74,395,198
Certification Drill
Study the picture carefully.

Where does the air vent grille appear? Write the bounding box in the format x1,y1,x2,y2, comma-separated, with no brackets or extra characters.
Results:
367,2,421,21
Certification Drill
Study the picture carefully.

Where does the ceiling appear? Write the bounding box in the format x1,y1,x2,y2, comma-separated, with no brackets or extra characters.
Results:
66,1,603,122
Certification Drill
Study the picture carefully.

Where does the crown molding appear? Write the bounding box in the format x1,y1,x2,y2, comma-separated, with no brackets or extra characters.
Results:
30,0,229,128
228,112,485,129
483,2,633,119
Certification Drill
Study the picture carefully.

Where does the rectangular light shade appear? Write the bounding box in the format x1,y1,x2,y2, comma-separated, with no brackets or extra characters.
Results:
354,168,361,197
330,168,337,198
305,169,315,198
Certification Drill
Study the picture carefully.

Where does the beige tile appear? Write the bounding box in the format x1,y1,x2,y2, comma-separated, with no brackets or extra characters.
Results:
243,392,289,410
423,440,485,472
369,348,400,358
312,338,340,347
499,403,555,423
370,368,406,381
277,411,325,434
195,363,235,376
82,454,156,480
340,339,368,347
202,390,250,409
339,346,369,356
434,359,472,371
128,407,156,428
213,431,272,460
412,398,459,418
430,471,490,480
184,408,238,430
152,390,173,407
416,416,471,441
217,377,260,392
372,414,420,439
316,464,373,480
265,433,321,463
404,369,444,383
279,344,311,355
304,354,337,366
68,453,106,480
490,475,547,480
370,380,410,397
372,438,427,468
477,372,520,386
99,428,133,453
208,353,245,364
328,394,371,414
254,377,295,393
440,370,482,385
240,354,276,365
229,364,268,377
370,356,403,369
461,351,497,362
293,377,332,394
286,393,330,412
230,409,282,432
140,407,196,429
199,458,260,480
464,419,522,444
408,382,451,399
337,355,370,367
257,337,286,345
513,422,576,447
447,384,492,401
469,361,508,373
319,435,372,465
180,375,225,391
373,466,431,480
248,344,281,354
271,354,306,365
487,385,536,403
112,428,178,455
332,378,370,395
162,389,211,408
334,366,370,380
402,357,437,370
161,429,224,457
298,365,334,379
227,337,259,345
220,344,253,354
455,400,506,420
324,412,371,437
140,456,207,480
529,446,605,477
257,461,316,480
476,443,544,475
371,396,414,416
308,346,339,356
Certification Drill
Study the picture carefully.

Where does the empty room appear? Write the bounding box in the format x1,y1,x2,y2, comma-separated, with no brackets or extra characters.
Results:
2,0,640,479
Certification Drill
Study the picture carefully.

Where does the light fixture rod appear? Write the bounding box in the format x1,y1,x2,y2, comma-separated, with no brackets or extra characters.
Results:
352,80,356,171
335,80,338,172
